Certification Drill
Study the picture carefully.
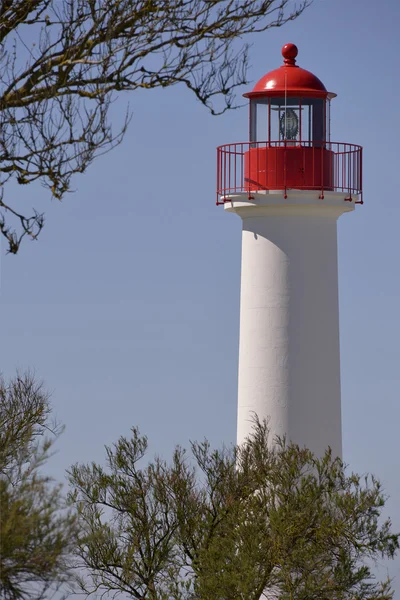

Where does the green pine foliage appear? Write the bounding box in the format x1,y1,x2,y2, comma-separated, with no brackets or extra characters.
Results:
69,419,399,600
0,373,76,600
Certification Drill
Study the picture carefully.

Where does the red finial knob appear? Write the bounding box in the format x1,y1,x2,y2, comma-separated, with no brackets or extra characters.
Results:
282,43,298,66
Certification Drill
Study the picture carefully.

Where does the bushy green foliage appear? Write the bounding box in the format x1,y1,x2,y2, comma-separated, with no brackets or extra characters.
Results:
69,419,399,600
0,373,76,600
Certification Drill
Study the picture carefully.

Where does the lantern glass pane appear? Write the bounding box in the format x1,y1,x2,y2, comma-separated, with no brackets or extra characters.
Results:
270,98,300,143
297,97,326,144
250,98,269,142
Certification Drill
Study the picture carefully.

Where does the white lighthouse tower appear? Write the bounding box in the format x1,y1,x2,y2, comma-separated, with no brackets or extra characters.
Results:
217,44,362,458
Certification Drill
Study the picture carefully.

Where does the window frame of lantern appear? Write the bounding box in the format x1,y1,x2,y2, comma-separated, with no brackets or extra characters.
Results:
249,96,329,146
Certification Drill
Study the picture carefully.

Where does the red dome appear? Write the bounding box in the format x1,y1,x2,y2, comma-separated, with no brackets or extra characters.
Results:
244,44,336,99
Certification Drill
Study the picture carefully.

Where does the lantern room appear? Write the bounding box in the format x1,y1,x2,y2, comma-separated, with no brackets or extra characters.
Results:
216,44,362,202
246,43,333,146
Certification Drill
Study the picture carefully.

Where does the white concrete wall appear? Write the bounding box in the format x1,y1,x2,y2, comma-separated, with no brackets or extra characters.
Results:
226,192,354,458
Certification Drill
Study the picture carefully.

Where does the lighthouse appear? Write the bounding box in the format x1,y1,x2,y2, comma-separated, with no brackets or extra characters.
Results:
217,44,362,458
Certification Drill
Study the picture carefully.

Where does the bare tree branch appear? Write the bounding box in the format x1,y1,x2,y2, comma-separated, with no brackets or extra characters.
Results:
0,0,312,252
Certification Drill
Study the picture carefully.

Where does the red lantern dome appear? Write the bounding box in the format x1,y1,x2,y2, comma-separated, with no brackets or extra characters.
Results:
244,43,336,99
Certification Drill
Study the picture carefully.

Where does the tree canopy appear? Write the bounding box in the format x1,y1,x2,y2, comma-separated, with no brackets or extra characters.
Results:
68,419,399,600
0,373,76,600
0,0,311,254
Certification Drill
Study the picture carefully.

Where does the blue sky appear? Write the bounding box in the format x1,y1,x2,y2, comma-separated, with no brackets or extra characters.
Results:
1,0,399,591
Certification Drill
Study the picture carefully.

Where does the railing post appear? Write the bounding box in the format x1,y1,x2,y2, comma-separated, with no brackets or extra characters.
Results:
247,143,251,197
223,147,227,199
283,140,287,198
319,143,324,199
216,147,220,205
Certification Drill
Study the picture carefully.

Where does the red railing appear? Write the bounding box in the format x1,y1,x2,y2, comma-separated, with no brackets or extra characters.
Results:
216,141,363,205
